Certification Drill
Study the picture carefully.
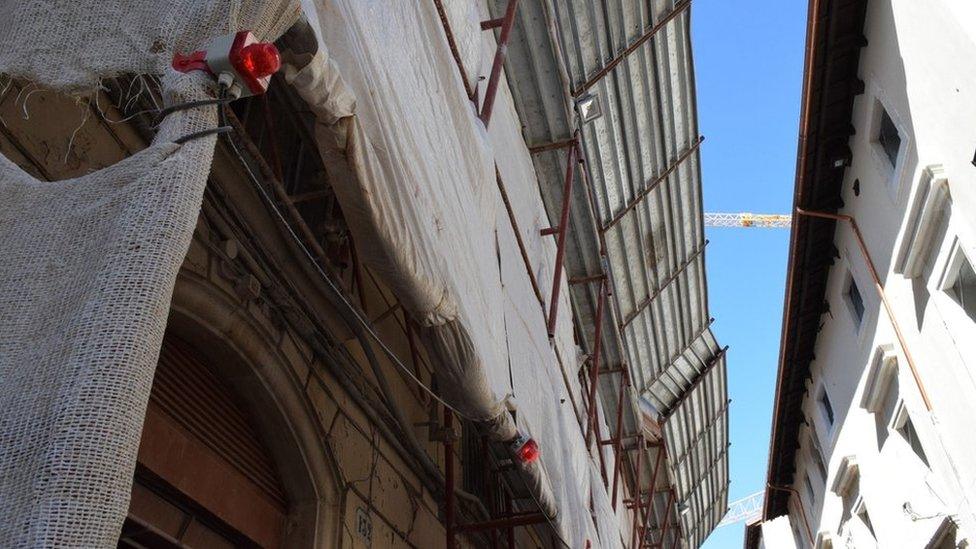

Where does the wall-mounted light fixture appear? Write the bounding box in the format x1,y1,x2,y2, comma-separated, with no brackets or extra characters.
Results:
576,93,602,124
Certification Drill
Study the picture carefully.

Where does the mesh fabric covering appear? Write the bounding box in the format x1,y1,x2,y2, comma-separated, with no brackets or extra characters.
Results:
0,0,299,545
0,73,218,547
0,0,300,93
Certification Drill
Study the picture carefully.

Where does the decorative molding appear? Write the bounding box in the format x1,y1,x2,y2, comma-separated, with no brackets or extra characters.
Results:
895,165,951,278
831,455,859,495
815,530,835,549
860,344,898,413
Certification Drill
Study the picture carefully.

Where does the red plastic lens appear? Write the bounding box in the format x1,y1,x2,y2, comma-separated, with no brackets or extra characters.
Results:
515,438,540,464
239,43,281,78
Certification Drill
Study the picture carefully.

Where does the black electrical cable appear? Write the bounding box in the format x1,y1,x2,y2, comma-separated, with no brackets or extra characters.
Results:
156,96,234,122
212,86,496,520
173,126,232,145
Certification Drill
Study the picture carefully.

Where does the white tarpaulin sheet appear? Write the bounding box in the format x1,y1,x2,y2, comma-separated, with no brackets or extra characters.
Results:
298,0,622,544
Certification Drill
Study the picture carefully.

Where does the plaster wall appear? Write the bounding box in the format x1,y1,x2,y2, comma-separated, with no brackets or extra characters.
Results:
776,1,976,547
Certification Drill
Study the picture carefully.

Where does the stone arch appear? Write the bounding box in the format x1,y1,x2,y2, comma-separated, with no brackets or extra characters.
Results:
161,270,343,548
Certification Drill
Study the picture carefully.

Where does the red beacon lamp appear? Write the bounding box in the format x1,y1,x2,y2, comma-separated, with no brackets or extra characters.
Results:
510,433,540,465
173,30,281,98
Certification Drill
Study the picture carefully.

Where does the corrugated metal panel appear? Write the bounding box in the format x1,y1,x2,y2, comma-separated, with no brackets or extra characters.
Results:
152,337,286,507
497,0,729,545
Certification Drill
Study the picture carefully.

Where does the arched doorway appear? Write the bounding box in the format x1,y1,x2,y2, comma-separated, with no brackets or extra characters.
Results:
119,335,288,548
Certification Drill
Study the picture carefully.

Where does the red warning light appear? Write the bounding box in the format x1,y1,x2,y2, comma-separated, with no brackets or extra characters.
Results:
238,42,281,79
515,438,540,464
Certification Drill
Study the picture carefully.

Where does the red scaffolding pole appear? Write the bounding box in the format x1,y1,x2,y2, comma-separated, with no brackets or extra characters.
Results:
584,276,608,448
609,369,631,510
480,0,520,126
545,138,579,338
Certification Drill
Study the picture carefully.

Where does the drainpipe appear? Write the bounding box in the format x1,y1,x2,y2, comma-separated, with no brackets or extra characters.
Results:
766,484,814,545
794,208,932,411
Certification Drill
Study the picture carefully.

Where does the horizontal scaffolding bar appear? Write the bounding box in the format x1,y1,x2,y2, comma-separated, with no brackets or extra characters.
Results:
602,137,704,232
572,0,693,96
528,137,578,154
458,513,548,532
645,318,715,389
660,347,729,421
620,242,708,328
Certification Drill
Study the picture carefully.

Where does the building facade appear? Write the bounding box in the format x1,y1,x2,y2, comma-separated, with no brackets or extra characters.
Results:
0,1,727,548
752,0,976,547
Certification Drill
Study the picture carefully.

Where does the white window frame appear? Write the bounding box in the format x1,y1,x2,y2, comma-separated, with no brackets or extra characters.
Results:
865,79,912,202
860,344,897,413
843,269,867,334
831,455,858,496
815,530,834,549
852,496,878,543
894,165,950,278
890,400,930,469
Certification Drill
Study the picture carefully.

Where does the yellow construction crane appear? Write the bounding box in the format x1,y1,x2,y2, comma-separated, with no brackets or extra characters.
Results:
704,212,792,229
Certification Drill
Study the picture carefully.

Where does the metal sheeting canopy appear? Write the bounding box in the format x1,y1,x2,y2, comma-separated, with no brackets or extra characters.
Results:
495,0,729,545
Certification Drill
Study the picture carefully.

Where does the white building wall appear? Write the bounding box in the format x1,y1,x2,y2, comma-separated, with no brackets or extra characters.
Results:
775,1,976,547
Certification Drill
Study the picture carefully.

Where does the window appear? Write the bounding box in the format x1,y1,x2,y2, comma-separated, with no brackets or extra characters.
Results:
856,499,877,539
945,248,976,323
929,518,958,549
809,430,828,480
804,472,817,505
878,108,901,166
819,389,835,427
895,409,930,467
846,276,865,326
832,455,859,528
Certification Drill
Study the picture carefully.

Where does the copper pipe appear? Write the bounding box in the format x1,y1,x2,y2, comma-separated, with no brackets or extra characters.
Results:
547,141,579,337
795,208,932,410
573,0,692,96
767,484,814,544
480,0,520,126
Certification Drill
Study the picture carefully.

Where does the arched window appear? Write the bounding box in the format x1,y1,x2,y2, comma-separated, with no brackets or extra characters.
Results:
119,336,287,548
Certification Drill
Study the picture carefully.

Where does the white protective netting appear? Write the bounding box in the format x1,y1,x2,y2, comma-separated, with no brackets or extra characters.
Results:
0,1,297,546
293,0,611,543
0,73,217,547
0,0,299,93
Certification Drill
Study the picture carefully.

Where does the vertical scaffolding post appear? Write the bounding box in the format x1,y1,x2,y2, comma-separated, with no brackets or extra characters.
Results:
506,496,515,548
640,449,665,547
480,0,520,126
584,276,607,446
630,440,644,549
656,491,676,548
545,139,579,338
445,409,456,549
610,370,631,510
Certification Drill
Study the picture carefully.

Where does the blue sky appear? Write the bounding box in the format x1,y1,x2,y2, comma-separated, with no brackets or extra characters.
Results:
693,1,807,547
